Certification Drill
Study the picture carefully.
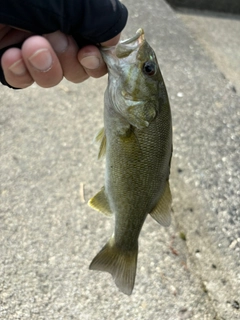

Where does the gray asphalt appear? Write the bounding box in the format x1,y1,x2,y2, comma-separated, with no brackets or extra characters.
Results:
1,1,239,319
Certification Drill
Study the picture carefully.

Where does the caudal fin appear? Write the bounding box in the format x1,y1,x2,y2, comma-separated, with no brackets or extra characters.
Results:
89,237,138,295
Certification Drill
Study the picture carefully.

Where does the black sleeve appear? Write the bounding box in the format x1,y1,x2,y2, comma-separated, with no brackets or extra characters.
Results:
0,0,128,45
0,0,128,87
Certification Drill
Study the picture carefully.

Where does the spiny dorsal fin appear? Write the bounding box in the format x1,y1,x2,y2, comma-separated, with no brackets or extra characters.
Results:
89,236,138,295
149,180,172,227
95,127,106,159
88,187,112,216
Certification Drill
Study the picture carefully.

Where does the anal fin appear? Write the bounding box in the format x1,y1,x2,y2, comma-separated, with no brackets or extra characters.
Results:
88,187,112,216
149,181,172,227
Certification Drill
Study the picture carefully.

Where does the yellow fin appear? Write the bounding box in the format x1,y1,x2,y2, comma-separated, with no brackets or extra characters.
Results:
89,237,138,295
95,127,106,159
88,187,112,216
149,181,172,227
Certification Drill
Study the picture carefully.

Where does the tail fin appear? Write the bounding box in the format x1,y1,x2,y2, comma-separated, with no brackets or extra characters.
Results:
89,237,138,295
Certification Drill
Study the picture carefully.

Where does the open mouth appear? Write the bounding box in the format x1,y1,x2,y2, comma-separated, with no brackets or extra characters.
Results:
120,28,145,45
101,28,145,52
100,28,145,65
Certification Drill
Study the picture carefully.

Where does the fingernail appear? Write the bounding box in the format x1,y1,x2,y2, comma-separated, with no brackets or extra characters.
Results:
9,59,27,75
80,56,100,69
44,32,68,53
28,49,53,71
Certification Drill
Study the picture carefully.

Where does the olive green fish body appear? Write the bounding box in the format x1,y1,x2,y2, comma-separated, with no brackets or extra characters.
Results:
104,91,171,246
89,29,172,295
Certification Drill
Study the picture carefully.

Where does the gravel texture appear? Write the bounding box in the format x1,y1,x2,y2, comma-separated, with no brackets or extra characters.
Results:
0,1,239,319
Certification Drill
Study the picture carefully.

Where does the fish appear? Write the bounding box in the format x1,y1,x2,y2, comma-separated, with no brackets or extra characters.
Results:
88,28,172,295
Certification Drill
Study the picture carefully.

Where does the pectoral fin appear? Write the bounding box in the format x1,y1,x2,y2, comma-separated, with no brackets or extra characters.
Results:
95,128,106,159
88,187,112,216
149,181,172,227
125,101,156,129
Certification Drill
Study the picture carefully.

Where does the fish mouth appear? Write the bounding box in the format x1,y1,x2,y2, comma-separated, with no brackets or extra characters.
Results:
101,29,145,71
101,28,145,57
120,28,145,45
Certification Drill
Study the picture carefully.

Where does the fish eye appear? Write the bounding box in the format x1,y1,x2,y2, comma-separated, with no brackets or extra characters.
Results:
142,61,157,76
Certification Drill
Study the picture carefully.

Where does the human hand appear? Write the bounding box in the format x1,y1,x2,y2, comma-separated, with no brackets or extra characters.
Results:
0,0,128,89
0,26,120,88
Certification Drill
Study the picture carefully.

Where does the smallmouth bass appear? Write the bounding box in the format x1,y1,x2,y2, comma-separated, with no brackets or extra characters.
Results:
88,29,172,295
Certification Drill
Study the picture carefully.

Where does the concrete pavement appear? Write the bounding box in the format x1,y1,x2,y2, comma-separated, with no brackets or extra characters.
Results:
166,0,240,14
1,0,239,319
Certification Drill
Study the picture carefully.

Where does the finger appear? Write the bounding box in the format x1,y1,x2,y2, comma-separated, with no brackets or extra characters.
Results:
78,45,107,79
78,33,121,79
21,36,63,88
1,47,34,88
44,31,89,83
